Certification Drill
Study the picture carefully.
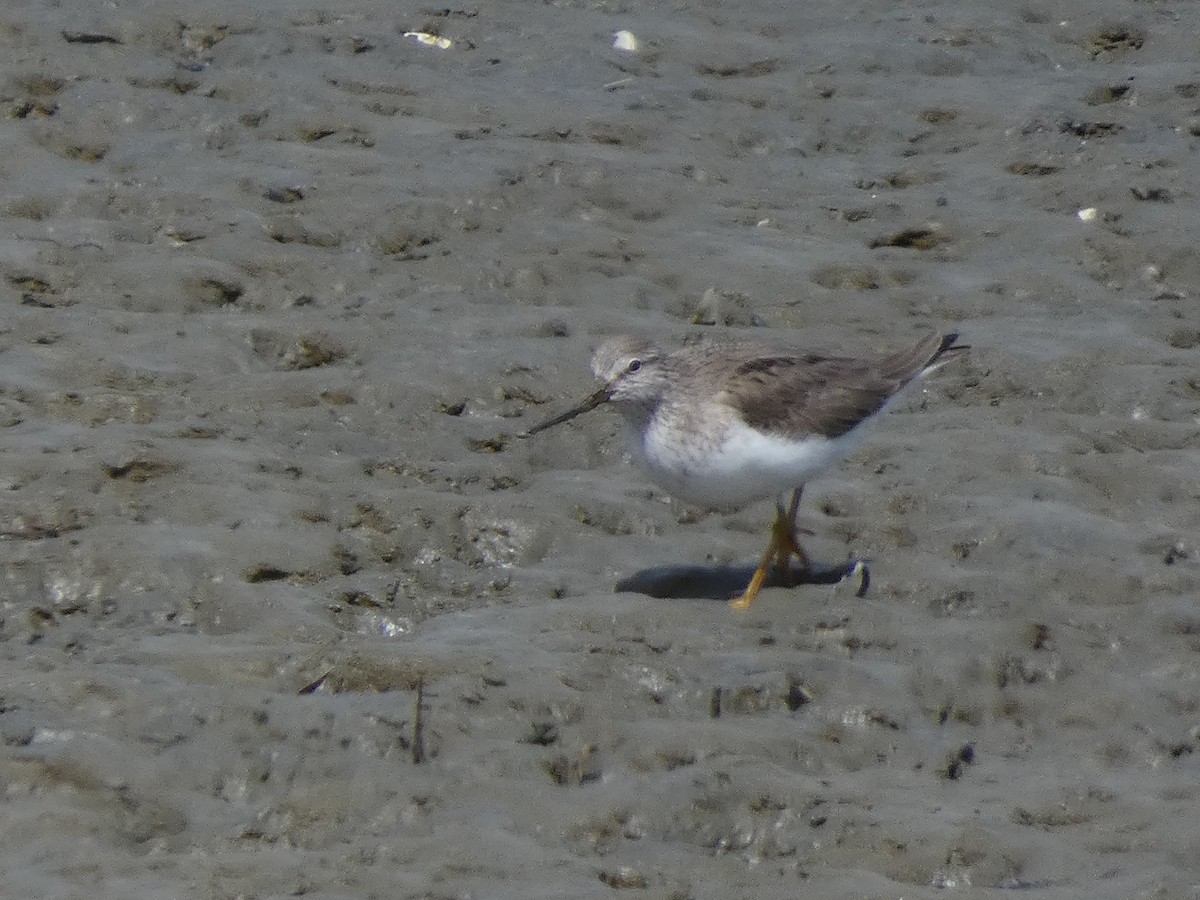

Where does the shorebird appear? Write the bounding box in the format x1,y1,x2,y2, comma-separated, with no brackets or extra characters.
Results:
524,331,967,609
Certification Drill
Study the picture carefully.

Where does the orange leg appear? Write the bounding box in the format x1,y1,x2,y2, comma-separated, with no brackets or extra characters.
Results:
729,487,811,610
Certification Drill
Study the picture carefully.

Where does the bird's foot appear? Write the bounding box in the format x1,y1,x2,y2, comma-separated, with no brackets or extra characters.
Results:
729,505,811,610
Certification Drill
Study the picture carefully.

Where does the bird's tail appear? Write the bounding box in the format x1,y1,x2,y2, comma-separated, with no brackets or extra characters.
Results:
882,331,969,383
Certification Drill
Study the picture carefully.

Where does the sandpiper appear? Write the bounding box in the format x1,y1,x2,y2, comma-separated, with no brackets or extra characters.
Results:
524,331,967,609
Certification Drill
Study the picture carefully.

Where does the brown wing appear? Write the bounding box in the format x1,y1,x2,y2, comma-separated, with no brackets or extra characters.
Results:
721,354,902,439
719,332,963,439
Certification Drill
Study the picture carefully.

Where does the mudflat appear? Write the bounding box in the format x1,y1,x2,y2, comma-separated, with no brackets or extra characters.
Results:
2,1,1197,897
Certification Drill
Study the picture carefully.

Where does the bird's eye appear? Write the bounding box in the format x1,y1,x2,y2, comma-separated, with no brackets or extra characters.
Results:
627,359,642,373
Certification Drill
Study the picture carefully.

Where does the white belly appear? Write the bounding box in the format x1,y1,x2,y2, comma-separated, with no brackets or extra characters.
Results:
631,417,867,509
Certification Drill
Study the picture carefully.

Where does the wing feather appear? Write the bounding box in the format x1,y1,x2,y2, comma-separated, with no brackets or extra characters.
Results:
693,331,964,441
721,355,900,439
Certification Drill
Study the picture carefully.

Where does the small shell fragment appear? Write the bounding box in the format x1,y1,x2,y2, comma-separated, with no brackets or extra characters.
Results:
404,31,453,50
1076,207,1098,222
612,30,639,52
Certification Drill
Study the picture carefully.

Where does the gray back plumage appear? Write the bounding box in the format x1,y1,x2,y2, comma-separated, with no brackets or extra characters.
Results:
716,331,965,440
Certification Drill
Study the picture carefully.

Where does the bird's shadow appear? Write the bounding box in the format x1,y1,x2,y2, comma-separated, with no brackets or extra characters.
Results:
614,558,870,601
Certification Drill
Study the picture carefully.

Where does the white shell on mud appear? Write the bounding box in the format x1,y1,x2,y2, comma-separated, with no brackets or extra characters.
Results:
612,30,639,52
404,31,453,50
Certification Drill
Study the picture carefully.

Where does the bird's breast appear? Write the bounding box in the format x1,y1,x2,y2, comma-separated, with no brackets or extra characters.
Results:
628,409,865,509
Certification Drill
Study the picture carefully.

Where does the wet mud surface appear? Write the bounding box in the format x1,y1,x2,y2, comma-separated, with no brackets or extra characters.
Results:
1,0,1198,896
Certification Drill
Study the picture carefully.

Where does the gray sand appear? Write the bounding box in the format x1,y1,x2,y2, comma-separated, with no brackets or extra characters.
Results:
2,0,1198,897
